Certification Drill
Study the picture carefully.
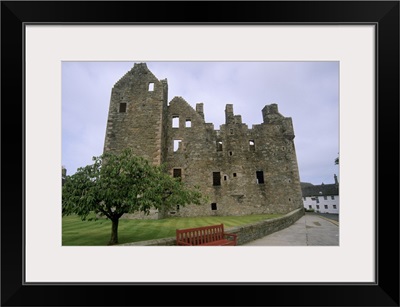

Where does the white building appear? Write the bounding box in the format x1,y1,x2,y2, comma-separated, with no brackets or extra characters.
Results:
301,175,339,214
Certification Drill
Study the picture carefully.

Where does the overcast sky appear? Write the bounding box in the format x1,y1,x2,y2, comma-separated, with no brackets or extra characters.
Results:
62,61,339,185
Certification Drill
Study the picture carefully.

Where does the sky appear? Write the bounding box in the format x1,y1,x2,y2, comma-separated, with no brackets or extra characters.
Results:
62,61,339,185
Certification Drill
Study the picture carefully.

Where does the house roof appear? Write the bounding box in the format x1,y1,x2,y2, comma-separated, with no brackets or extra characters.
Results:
301,183,339,197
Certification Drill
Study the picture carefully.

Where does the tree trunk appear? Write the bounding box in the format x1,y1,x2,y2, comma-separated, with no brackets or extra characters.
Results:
108,218,119,245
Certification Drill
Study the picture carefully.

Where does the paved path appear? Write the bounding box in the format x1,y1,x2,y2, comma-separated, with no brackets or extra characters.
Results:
241,213,339,246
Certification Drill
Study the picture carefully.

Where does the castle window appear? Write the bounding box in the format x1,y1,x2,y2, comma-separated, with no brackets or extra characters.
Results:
249,140,255,151
216,141,223,151
229,151,233,156
172,116,179,128
148,83,154,91
211,203,217,210
213,172,221,186
119,103,127,113
256,171,264,184
173,168,182,178
177,205,180,211
230,129,234,135
224,175,227,181
233,173,237,177
173,140,181,152
185,119,191,128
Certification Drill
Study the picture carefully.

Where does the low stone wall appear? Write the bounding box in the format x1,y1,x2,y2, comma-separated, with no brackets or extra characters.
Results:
119,207,305,246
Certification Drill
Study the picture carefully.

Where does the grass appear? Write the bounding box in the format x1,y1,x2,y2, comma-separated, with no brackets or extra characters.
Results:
62,213,282,246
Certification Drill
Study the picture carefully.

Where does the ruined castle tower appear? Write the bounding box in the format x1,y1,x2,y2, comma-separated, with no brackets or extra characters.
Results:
104,63,303,218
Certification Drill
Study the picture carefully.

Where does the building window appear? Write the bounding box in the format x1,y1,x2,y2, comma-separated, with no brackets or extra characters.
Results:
249,140,255,151
224,175,227,181
303,197,306,201
230,129,234,135
316,197,319,204
333,205,337,209
172,116,179,128
256,171,264,184
176,205,180,211
173,168,182,178
173,140,181,152
213,172,221,186
233,173,237,177
331,196,335,200
324,205,328,209
148,83,154,91
229,151,233,156
216,141,223,151
211,203,217,210
119,103,127,113
324,196,327,200
185,119,191,128
308,205,312,209
316,205,320,209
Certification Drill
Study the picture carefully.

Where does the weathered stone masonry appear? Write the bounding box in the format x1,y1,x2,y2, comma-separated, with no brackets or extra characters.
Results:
103,63,304,218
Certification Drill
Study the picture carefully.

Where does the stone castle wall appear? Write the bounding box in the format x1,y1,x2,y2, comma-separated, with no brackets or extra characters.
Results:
104,63,304,218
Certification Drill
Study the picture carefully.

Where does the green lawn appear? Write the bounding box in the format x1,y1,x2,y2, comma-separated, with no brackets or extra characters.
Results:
62,213,281,246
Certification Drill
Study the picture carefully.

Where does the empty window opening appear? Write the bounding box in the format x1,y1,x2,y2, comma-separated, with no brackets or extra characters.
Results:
324,205,328,209
229,151,233,156
185,119,192,128
173,168,182,178
177,205,180,211
289,198,291,201
211,203,217,210
119,103,127,113
308,205,312,209
230,129,234,134
333,205,337,209
172,116,179,128
213,172,221,186
256,171,264,184
148,83,154,91
224,175,227,181
233,173,237,177
216,141,223,151
173,140,182,152
249,140,255,151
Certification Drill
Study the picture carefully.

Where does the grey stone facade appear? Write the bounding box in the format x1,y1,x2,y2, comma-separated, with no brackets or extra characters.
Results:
104,63,304,218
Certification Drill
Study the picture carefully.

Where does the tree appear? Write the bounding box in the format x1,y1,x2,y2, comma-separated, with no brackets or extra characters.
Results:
62,148,206,245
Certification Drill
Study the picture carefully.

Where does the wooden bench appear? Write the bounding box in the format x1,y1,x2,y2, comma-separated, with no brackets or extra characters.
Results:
176,224,237,246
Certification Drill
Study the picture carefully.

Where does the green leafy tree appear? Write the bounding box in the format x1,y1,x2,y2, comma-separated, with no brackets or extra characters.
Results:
62,148,205,245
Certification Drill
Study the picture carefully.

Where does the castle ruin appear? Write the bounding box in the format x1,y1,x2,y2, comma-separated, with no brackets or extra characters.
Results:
103,63,303,218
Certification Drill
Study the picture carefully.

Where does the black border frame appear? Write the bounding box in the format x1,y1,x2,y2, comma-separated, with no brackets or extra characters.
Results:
1,1,399,306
